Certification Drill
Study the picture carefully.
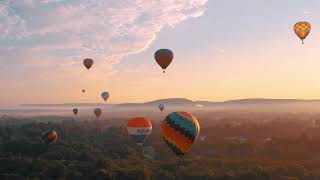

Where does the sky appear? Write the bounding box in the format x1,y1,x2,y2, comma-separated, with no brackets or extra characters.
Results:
0,0,320,106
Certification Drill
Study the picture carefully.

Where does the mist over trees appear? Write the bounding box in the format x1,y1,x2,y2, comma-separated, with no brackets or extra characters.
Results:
1,110,320,180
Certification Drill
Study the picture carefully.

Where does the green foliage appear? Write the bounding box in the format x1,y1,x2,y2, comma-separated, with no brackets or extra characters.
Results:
0,116,319,179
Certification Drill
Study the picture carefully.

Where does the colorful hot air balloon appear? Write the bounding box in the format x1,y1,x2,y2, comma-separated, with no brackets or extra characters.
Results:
82,89,86,94
159,103,165,112
94,108,102,118
154,49,173,73
127,117,152,146
83,58,94,70
101,92,109,102
160,112,200,156
73,108,78,116
42,130,58,145
294,21,311,44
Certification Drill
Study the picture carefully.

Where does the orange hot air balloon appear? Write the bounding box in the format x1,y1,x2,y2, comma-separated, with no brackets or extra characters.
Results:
94,108,102,118
83,58,94,70
42,130,58,145
82,89,86,94
294,21,311,44
154,49,173,73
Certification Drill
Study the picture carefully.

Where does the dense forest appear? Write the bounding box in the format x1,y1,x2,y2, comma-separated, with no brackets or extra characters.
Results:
1,112,320,180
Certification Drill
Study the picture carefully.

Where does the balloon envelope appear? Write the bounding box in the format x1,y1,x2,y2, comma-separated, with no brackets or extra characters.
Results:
154,49,173,73
127,117,152,146
82,89,85,93
294,21,311,43
94,108,102,118
83,58,94,70
160,112,200,156
158,103,165,112
101,92,110,102
73,108,78,116
42,130,58,145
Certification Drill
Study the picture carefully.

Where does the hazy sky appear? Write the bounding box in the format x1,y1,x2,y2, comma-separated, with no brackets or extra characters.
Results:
0,0,320,105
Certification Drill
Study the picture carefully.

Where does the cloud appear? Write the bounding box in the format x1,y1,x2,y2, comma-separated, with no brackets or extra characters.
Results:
0,0,208,73
0,0,207,104
303,10,312,19
215,48,225,54
303,10,312,14
0,1,29,39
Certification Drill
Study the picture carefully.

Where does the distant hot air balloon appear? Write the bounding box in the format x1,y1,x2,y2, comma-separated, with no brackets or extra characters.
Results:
42,130,58,145
160,112,200,156
200,136,206,142
73,108,78,116
294,21,311,44
154,49,173,73
94,108,102,118
82,89,86,94
142,146,155,160
83,58,94,70
158,103,165,112
127,117,152,147
101,92,110,102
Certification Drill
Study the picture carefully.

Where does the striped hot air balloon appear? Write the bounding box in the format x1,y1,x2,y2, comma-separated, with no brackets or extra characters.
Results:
127,117,152,146
160,112,200,156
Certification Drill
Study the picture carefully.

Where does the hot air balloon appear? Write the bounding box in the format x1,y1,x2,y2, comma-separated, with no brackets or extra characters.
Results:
82,89,86,94
127,117,152,147
200,136,206,142
160,112,200,156
294,21,311,44
101,92,109,102
154,49,173,73
94,108,102,118
83,58,94,70
158,103,165,112
142,146,155,160
73,108,78,116
42,130,58,145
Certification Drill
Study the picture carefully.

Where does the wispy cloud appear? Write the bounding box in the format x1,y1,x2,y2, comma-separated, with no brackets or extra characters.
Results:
215,48,225,54
0,1,29,39
303,10,312,19
0,0,208,74
0,0,208,104
303,10,312,14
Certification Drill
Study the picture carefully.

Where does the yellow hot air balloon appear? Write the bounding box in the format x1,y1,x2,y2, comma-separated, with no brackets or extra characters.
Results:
294,21,311,44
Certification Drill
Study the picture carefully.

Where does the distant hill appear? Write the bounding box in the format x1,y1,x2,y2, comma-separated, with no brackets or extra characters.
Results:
20,98,320,108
